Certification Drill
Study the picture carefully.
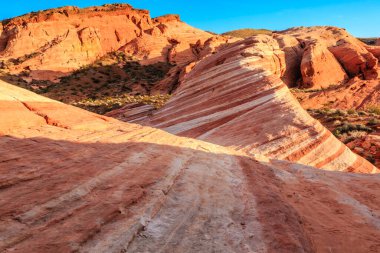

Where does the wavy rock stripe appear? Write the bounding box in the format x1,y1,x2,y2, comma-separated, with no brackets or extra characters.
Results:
1,81,380,252
148,36,378,173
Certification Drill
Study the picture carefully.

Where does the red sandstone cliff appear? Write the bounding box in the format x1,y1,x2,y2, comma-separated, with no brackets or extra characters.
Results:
0,4,232,81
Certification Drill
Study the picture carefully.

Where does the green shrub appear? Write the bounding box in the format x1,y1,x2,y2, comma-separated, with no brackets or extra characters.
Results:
333,123,372,137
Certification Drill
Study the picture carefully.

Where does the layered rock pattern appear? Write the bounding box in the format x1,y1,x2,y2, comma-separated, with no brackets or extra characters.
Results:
147,35,378,173
1,80,380,252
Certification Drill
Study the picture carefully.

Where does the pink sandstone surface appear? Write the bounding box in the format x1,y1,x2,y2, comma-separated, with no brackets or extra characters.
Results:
1,78,380,252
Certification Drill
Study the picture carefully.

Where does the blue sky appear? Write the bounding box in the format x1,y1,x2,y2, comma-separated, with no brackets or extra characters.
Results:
1,0,379,37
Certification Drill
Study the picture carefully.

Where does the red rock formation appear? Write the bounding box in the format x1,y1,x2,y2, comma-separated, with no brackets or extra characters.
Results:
145,36,378,173
366,44,380,61
279,26,380,88
329,40,378,79
1,77,380,252
273,31,380,111
300,42,348,88
0,4,222,81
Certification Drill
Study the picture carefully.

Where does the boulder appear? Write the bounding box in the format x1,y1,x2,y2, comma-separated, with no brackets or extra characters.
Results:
300,43,348,88
329,40,378,80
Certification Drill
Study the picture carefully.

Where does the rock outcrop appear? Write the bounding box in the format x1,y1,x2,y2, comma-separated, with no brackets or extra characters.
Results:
1,79,380,253
0,4,232,81
145,35,378,173
329,40,378,80
300,42,348,88
279,27,380,88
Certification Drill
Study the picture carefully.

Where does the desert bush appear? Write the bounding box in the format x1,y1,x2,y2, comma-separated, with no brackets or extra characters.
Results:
343,136,356,144
91,77,101,84
347,109,356,115
368,118,380,126
73,94,172,114
333,123,372,137
366,105,380,115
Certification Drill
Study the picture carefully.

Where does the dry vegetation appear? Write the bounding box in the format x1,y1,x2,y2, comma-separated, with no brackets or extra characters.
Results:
222,28,272,38
308,108,380,165
0,52,176,114
74,94,171,114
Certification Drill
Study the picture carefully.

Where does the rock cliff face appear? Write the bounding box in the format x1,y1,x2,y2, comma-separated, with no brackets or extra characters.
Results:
300,42,348,89
0,4,229,81
1,80,380,253
146,35,378,173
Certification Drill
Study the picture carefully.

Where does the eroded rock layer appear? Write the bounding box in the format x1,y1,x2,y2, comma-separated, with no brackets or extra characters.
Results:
147,35,378,173
1,80,380,252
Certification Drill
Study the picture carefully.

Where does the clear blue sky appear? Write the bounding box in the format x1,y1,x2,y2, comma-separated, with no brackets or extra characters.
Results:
1,1,379,37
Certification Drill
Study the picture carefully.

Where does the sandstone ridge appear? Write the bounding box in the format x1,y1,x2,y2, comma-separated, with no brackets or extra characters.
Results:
1,80,380,252
142,32,378,173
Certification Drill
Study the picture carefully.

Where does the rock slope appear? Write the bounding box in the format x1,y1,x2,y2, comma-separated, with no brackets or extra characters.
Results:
1,80,380,252
146,34,378,173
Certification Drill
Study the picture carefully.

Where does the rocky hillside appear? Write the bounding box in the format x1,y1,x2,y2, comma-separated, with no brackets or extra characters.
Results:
2,7,378,114
0,5,204,77
0,4,234,87
0,4,237,116
1,79,380,252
